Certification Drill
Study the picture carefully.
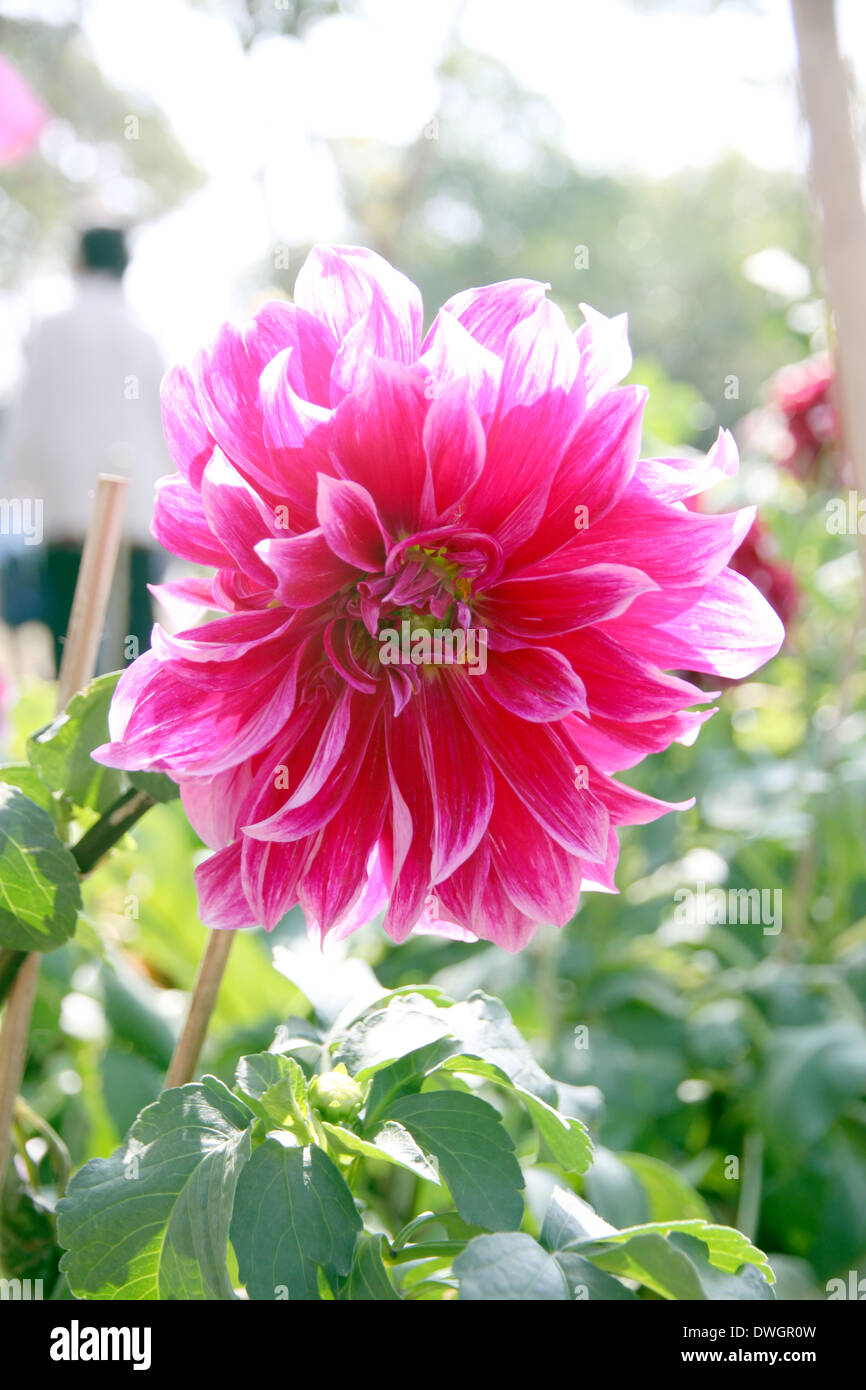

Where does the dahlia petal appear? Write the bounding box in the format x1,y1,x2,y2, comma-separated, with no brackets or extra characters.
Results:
293,244,422,364
554,628,707,721
482,562,657,638
571,494,756,589
160,364,214,488
577,303,632,406
200,450,276,588
484,644,589,721
97,656,299,777
451,677,609,861
192,302,334,490
195,843,258,929
259,346,334,520
151,474,234,569
570,707,715,773
149,576,218,627
241,836,310,932
257,529,358,607
298,735,389,935
471,865,545,952
316,473,390,570
331,360,428,534
510,386,646,568
244,688,382,842
606,566,785,678
417,308,503,417
488,774,583,928
464,299,584,552
417,679,494,882
423,382,486,520
440,277,550,356
634,428,739,504
180,762,255,849
379,699,436,941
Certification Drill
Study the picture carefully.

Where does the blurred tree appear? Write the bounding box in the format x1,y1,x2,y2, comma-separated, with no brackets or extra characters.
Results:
0,15,203,288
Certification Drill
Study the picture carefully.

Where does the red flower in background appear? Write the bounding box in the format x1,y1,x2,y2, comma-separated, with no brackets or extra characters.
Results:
770,356,841,483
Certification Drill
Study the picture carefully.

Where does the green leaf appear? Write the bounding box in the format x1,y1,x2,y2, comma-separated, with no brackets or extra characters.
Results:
57,1077,254,1300
553,1251,638,1301
618,1151,712,1222
364,1038,461,1127
230,1139,362,1301
334,989,557,1103
584,1219,775,1284
0,763,57,818
455,1234,568,1300
333,992,456,1077
0,786,82,951
322,1121,440,1185
541,1186,774,1300
234,1053,311,1131
384,1090,524,1231
440,1055,592,1174
27,673,124,813
340,1234,400,1301
127,770,180,803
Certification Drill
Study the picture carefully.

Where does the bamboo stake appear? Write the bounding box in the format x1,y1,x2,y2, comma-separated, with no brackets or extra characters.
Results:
0,474,128,1193
791,0,866,572
164,929,235,1088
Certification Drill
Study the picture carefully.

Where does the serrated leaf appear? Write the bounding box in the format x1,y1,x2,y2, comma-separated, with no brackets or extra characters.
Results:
332,992,456,1077
235,1053,310,1129
365,1039,461,1127
583,1218,775,1284
333,989,557,1104
0,763,57,818
455,1234,568,1300
384,1090,524,1231
0,785,82,951
230,1140,361,1300
340,1234,400,1301
441,1055,592,1174
322,1121,440,1184
27,673,124,813
553,1251,638,1301
541,1184,774,1300
57,1077,254,1300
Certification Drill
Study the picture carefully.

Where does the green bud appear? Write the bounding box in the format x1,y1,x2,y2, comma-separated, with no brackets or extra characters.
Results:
309,1066,363,1120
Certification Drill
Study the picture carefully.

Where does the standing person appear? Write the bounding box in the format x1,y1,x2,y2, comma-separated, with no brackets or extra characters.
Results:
1,225,168,673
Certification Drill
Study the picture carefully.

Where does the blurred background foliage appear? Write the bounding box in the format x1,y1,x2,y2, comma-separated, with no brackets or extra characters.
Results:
1,0,865,1300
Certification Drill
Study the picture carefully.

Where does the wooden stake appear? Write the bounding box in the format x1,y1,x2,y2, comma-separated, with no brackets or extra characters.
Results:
791,0,866,572
0,474,128,1192
164,929,235,1088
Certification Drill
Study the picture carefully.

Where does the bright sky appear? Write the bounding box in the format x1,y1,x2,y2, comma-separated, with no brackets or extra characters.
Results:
4,0,866,373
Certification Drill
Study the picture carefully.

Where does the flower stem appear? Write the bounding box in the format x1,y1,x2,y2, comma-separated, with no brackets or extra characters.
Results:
71,787,156,875
164,929,235,1089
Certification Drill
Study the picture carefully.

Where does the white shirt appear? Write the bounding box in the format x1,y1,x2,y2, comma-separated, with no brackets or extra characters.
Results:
2,273,168,546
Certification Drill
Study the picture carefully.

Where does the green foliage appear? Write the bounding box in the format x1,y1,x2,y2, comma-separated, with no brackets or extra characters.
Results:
52,972,773,1300
0,785,81,951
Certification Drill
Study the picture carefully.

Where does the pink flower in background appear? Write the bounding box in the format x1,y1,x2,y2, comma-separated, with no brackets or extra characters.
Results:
95,246,783,951
0,55,48,165
769,355,842,483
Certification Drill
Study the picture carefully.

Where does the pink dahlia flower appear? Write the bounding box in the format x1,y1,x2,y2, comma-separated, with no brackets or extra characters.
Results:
0,55,48,166
95,246,783,951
